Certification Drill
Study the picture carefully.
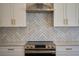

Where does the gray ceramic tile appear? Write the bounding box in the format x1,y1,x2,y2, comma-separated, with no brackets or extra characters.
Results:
0,13,79,42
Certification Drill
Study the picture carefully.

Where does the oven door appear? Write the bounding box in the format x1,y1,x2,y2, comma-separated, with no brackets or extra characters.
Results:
25,50,56,56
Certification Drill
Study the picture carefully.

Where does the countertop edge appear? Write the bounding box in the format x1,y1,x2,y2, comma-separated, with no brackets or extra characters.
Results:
54,41,79,46
0,41,79,46
0,42,26,46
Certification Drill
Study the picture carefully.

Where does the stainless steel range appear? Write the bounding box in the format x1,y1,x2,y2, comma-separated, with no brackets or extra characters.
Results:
25,41,56,56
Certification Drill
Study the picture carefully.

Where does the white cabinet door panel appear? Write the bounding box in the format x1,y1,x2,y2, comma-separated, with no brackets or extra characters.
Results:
67,4,77,26
0,46,24,56
13,3,26,27
56,46,79,51
0,3,26,27
54,3,64,26
76,4,79,25
56,51,79,56
54,3,78,27
56,46,79,56
0,4,11,27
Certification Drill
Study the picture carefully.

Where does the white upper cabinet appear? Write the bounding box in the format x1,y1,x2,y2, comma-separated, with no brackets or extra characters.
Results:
66,4,77,26
54,3,64,26
0,4,11,27
11,4,26,27
54,3,78,27
76,4,79,25
0,3,26,27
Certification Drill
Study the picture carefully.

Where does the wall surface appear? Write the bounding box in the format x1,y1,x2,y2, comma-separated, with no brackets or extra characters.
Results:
0,13,79,43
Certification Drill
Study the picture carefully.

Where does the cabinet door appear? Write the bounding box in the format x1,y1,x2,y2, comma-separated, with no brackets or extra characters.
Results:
0,3,11,27
54,3,77,27
0,46,24,56
56,51,79,56
0,4,2,25
66,3,77,26
56,46,79,56
54,3,65,26
76,3,79,25
56,46,79,51
11,3,26,27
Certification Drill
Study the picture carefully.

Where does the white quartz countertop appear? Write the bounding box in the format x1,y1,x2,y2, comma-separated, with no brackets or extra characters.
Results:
0,42,26,46
0,41,79,46
54,41,79,46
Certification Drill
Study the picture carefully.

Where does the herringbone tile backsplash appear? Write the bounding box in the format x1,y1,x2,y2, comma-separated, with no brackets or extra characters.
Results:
0,13,79,43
